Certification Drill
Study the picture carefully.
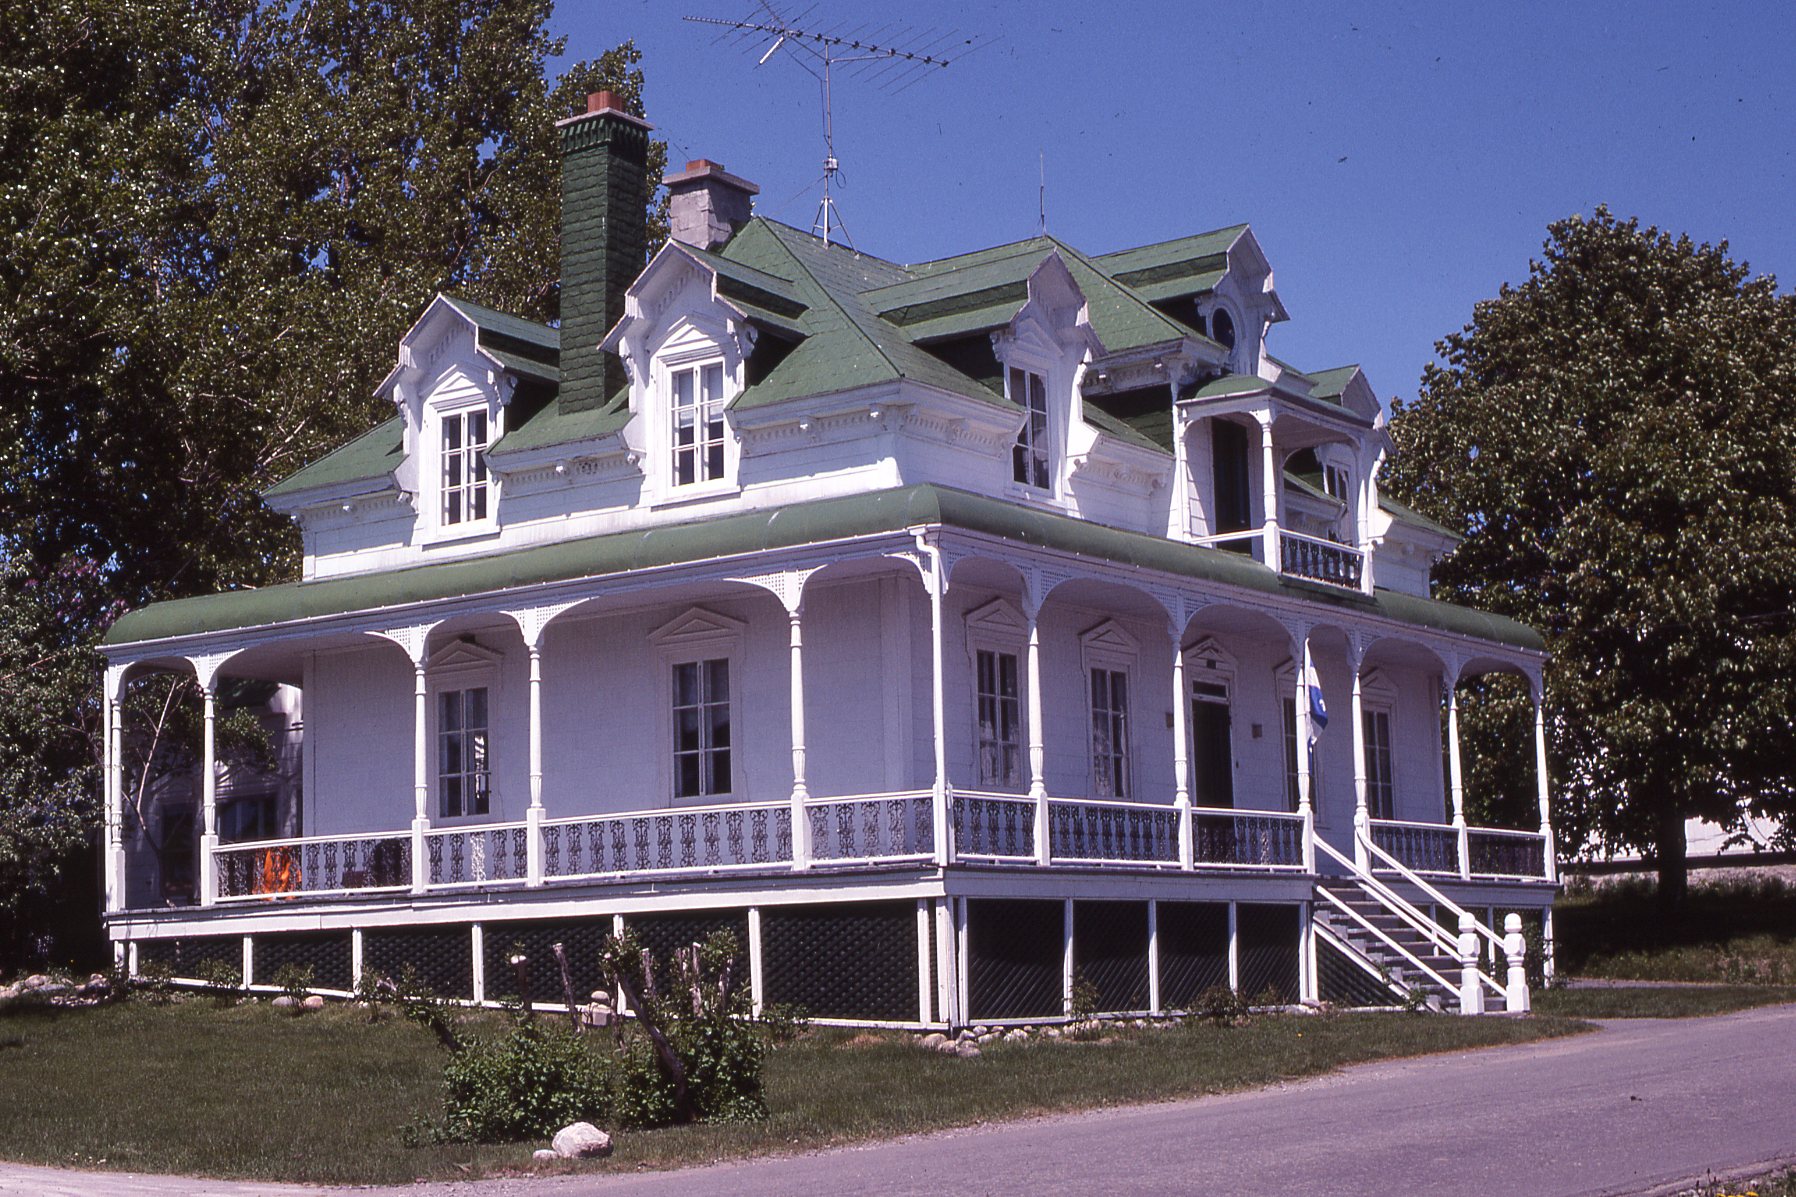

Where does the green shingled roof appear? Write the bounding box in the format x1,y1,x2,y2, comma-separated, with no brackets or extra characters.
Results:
265,418,405,499
1304,364,1360,402
106,483,1540,653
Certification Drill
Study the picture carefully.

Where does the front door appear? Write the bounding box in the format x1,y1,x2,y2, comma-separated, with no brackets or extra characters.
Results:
1191,682,1234,808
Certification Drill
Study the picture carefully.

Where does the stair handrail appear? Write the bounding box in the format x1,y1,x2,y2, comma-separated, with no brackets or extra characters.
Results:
1359,830,1506,957
1314,885,1456,998
1315,835,1504,996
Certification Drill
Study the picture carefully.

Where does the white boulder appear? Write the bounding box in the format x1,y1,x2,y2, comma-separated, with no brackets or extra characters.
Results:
552,1122,613,1159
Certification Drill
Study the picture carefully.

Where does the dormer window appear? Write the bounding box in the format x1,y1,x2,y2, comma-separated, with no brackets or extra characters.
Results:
672,362,727,486
1009,366,1050,489
441,409,490,525
1323,463,1351,502
1210,308,1236,353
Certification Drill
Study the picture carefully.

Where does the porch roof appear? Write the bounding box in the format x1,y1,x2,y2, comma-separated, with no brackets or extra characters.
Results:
102,484,1544,653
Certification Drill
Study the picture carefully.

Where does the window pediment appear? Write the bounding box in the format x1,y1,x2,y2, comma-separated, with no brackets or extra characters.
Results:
965,597,1028,640
649,607,746,650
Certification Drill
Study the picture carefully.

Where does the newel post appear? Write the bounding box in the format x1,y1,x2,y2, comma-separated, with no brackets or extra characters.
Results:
1457,912,1485,1015
1503,913,1531,1013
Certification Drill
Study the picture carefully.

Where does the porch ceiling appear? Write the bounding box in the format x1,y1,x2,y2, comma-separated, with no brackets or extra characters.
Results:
103,484,1544,656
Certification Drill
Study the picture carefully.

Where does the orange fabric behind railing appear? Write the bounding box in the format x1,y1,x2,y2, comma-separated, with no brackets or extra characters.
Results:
255,846,301,895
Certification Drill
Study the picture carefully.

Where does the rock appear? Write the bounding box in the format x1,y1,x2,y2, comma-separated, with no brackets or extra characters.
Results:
21,974,50,990
552,1122,613,1160
272,995,298,1009
32,983,70,999
932,1038,960,1055
1043,1027,1062,1039
953,1041,982,1059
918,1032,948,1050
955,1028,977,1042
302,995,325,1010
976,1031,999,1044
532,1149,560,1163
1004,1029,1030,1043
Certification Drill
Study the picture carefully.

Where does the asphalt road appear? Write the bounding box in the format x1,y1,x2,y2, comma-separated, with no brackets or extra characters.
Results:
4,1004,1794,1197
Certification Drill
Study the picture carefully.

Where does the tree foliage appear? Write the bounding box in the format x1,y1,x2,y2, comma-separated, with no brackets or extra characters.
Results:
0,0,665,965
1385,208,1796,903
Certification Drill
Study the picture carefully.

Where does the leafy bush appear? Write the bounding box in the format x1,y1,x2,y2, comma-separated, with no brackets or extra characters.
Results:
1191,984,1252,1026
271,963,313,1007
756,1002,811,1045
432,1017,614,1143
194,958,240,1003
133,960,173,1004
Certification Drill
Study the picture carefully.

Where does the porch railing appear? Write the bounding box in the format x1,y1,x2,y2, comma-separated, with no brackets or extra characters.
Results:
214,830,412,902
194,792,1547,903
1279,530,1365,590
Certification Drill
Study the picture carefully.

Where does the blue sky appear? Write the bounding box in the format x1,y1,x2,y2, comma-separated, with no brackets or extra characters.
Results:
548,1,1795,408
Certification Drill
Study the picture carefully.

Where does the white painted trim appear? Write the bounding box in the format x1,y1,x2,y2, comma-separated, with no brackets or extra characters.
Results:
747,906,764,1016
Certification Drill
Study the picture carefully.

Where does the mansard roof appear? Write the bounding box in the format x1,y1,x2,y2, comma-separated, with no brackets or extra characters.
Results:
105,483,1539,653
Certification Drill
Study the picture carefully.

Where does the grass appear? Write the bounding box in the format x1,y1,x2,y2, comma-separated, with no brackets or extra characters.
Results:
1556,874,1796,983
1532,985,1796,1020
0,998,1587,1185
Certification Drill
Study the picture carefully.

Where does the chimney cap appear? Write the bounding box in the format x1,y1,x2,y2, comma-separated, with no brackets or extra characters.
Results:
663,158,760,195
556,89,652,130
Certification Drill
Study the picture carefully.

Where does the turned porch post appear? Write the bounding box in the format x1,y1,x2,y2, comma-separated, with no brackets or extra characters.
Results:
1024,594,1050,866
1350,650,1370,872
1294,632,1314,873
788,605,812,869
1531,676,1557,883
199,677,219,906
411,656,429,892
1170,631,1194,870
103,665,125,913
923,539,952,867
525,640,545,885
1256,411,1280,569
1446,667,1470,879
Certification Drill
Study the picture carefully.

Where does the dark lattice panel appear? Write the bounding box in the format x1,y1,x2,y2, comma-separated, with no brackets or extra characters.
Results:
967,899,1063,1021
626,912,751,975
763,901,918,1021
1236,903,1300,1003
482,919,614,1005
1318,935,1399,1007
1156,902,1229,1009
253,933,352,992
365,927,474,999
1072,901,1149,1014
135,936,241,983
925,902,938,1024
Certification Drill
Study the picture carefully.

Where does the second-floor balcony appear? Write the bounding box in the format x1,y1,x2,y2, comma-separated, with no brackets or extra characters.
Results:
1194,528,1368,592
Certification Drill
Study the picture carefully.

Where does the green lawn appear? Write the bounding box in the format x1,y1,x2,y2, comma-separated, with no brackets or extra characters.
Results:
0,999,1588,1185
1532,985,1796,1020
1555,875,1796,983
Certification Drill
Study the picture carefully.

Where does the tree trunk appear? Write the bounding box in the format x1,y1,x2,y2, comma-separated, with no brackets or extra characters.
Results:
1655,807,1688,914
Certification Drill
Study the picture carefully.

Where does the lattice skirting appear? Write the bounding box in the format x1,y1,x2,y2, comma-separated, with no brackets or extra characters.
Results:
967,898,1064,1021
365,927,475,999
1236,903,1301,1002
762,901,918,1021
481,918,613,1005
1072,900,1149,1013
254,932,353,992
1155,901,1229,1008
1317,935,1398,1007
134,936,242,984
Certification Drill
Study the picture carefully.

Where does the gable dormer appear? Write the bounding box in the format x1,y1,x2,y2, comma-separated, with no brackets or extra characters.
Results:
990,253,1101,498
1193,228,1287,378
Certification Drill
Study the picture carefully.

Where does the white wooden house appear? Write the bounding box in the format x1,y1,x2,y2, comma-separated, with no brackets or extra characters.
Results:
98,93,1555,1023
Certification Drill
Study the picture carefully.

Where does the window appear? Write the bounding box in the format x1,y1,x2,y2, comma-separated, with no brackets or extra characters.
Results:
441,409,489,525
672,658,731,798
1209,308,1236,352
219,793,279,844
671,362,727,486
975,649,1023,788
438,686,490,818
1090,667,1131,798
1323,463,1352,502
1191,680,1233,808
1009,366,1050,490
1363,707,1393,820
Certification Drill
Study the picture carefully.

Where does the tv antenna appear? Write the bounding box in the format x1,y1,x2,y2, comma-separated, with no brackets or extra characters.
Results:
686,7,990,248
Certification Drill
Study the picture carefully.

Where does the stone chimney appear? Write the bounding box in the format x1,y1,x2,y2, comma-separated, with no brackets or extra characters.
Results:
665,159,759,252
557,90,652,413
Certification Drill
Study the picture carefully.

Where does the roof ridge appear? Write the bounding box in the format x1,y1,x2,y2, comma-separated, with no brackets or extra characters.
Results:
754,221,907,384
901,235,1054,274
1090,223,1249,263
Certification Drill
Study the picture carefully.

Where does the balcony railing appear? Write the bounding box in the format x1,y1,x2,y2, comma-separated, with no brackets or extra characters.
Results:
187,793,1549,907
1279,530,1365,590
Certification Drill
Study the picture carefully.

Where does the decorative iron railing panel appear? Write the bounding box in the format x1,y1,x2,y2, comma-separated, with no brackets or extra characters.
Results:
425,823,529,888
1191,809,1306,869
1047,799,1179,866
542,802,793,881
1370,819,1462,875
952,793,1037,861
1279,531,1365,590
808,792,934,863
1466,829,1548,879
215,833,412,900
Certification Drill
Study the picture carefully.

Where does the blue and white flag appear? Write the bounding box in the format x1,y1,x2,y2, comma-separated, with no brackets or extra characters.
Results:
1304,654,1328,740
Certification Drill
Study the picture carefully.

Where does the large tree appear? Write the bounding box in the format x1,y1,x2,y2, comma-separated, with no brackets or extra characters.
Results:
0,0,664,966
1385,208,1796,906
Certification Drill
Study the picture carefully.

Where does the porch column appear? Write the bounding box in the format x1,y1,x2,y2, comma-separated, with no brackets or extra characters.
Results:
1256,411,1280,569
1295,633,1314,873
1025,596,1049,866
199,675,219,907
922,538,952,867
103,665,125,913
525,640,545,886
788,606,811,870
1350,652,1369,872
1532,677,1557,882
411,656,430,894
1170,633,1194,870
1446,670,1470,879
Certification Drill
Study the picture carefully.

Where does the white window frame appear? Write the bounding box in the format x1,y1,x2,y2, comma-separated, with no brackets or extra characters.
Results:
669,360,729,489
439,406,491,527
1080,619,1140,800
649,608,747,804
1007,365,1051,491
425,640,504,824
1184,637,1237,810
964,598,1029,793
648,320,743,505
1360,668,1398,821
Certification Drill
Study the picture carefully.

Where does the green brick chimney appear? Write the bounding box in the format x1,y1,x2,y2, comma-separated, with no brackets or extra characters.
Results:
557,91,651,414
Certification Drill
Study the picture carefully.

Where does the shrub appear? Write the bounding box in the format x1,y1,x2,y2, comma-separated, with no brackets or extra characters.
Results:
1191,984,1251,1027
433,1017,615,1143
193,958,241,1004
270,963,313,1007
134,960,173,1004
756,1002,811,1045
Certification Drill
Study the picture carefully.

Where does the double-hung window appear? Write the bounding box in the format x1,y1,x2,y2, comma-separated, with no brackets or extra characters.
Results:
975,649,1023,788
672,657,732,799
1282,703,1324,816
441,410,489,525
1363,707,1394,820
1090,667,1131,798
671,362,727,487
438,686,490,818
1009,366,1050,490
